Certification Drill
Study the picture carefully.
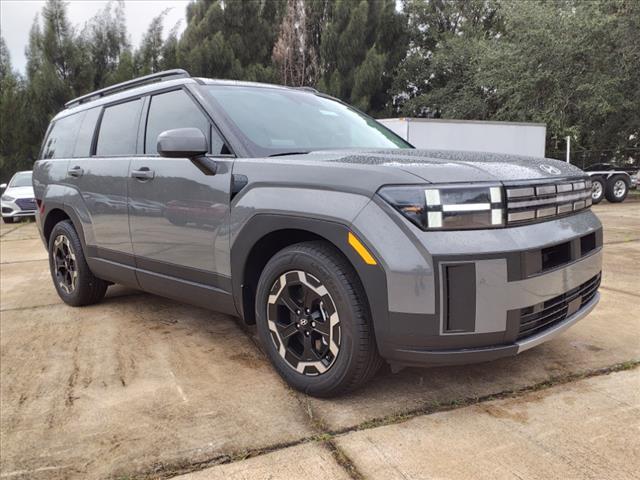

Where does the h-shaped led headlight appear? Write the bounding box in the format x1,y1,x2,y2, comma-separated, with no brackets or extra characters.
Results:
379,183,504,230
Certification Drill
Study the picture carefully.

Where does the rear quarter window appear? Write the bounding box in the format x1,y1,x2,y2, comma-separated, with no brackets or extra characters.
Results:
96,99,143,156
41,113,84,159
73,107,101,157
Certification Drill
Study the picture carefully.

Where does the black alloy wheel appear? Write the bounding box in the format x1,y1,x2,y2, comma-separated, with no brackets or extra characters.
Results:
52,234,78,294
267,270,341,376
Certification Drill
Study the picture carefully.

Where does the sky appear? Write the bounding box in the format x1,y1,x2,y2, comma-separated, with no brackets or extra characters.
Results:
0,0,190,74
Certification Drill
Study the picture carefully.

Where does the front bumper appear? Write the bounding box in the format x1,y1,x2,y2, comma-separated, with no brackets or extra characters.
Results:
351,198,603,367
1,199,36,219
389,290,600,367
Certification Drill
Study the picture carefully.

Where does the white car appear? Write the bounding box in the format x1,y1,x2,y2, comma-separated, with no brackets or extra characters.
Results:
1,171,36,224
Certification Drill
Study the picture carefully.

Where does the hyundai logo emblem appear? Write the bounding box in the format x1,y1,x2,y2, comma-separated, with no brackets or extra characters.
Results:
539,164,562,175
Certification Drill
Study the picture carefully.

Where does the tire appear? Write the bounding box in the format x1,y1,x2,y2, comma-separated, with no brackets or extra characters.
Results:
48,220,108,306
2,217,15,224
591,178,605,204
255,241,382,397
167,215,187,226
605,175,629,203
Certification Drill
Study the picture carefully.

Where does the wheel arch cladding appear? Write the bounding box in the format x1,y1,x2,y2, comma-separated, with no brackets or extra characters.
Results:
43,204,88,249
43,208,71,244
230,215,389,346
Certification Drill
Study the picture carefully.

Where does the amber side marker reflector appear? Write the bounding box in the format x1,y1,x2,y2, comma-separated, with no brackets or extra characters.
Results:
348,232,377,265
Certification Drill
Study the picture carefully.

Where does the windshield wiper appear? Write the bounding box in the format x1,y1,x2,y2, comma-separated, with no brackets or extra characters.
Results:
268,151,310,157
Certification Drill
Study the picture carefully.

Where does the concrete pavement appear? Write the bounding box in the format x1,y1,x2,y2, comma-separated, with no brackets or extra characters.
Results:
335,369,640,480
0,201,638,479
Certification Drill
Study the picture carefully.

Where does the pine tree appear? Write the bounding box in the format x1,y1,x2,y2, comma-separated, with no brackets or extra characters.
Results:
177,0,286,81
317,0,407,115
82,0,131,88
136,10,168,74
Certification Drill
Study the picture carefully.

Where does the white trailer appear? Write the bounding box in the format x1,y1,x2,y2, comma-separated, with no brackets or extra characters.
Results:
379,118,547,158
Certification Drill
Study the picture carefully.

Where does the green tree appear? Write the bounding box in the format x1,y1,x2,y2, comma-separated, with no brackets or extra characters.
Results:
82,0,130,89
317,0,408,115
392,0,502,117
136,10,168,74
480,0,639,160
0,37,27,181
177,0,286,82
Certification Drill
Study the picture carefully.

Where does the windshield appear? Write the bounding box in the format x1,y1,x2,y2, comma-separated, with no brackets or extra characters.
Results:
205,85,411,156
9,172,32,188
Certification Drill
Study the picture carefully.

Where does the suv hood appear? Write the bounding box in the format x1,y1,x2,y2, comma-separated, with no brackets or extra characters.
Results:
3,185,34,198
311,149,585,183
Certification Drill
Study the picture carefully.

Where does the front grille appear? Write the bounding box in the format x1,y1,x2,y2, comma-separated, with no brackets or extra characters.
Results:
506,178,592,225
516,273,601,341
15,198,36,211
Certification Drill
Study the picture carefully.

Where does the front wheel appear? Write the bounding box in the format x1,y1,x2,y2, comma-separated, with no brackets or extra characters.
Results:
2,217,15,224
48,220,108,306
605,176,629,203
255,241,382,397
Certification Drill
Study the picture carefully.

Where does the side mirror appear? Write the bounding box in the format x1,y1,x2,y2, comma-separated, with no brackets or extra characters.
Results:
0,183,6,190
157,128,208,158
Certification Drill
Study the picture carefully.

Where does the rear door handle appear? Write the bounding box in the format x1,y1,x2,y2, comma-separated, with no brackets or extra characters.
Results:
131,168,155,180
68,166,84,178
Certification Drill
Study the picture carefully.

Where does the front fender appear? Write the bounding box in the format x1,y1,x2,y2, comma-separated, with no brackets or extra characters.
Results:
230,209,390,355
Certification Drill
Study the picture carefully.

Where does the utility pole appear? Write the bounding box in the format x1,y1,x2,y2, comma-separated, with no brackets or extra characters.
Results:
566,136,571,163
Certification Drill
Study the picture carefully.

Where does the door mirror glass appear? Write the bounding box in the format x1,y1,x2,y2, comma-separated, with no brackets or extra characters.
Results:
157,128,208,158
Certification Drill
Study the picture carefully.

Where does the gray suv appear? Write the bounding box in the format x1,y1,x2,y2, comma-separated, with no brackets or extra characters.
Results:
34,70,603,397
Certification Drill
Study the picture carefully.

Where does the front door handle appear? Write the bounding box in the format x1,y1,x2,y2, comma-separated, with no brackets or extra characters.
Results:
68,166,84,178
131,168,155,181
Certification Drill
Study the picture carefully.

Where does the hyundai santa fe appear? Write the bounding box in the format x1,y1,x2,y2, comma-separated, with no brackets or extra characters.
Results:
33,70,602,397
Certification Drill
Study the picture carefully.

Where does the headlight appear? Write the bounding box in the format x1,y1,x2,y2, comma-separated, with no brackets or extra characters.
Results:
1,195,15,202
378,183,504,230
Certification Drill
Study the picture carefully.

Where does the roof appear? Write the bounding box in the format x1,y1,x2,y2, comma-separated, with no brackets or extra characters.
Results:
56,69,319,121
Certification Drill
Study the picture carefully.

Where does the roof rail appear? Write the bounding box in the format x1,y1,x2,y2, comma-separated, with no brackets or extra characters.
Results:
293,86,319,93
65,69,191,108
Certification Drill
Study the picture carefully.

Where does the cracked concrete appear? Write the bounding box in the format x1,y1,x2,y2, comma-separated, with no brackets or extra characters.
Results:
1,201,638,479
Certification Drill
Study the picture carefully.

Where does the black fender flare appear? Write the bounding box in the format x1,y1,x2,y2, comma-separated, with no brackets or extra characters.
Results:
230,214,389,349
41,201,88,250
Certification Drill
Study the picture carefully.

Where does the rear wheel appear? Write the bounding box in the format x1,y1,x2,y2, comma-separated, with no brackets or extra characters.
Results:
591,178,605,204
48,220,108,306
255,241,381,397
605,176,628,203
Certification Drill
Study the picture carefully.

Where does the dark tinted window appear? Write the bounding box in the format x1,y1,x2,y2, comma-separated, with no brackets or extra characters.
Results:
96,99,142,156
73,107,101,157
41,113,84,159
145,89,221,154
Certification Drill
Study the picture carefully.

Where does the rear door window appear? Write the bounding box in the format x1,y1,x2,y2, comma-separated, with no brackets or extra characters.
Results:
41,113,84,159
96,99,143,156
145,89,223,154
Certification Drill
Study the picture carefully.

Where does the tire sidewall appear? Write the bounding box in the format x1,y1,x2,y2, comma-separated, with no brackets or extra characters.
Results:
255,247,362,396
